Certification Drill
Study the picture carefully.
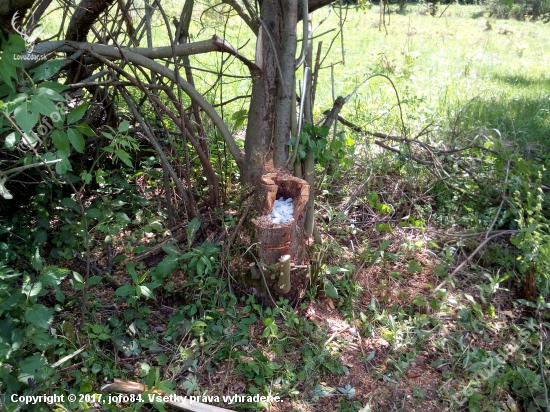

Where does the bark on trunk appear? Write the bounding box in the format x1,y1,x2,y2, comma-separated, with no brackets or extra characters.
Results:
243,0,283,184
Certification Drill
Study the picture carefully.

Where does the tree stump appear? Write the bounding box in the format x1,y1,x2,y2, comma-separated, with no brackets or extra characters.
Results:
252,172,310,299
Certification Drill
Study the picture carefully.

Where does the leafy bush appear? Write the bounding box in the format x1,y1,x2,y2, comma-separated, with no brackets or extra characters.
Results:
485,0,550,19
0,263,70,410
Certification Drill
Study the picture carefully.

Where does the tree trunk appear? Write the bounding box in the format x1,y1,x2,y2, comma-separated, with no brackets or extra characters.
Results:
243,1,289,184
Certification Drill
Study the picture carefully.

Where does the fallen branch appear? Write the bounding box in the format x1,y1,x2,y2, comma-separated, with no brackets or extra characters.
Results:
134,228,187,262
101,380,236,412
433,229,519,292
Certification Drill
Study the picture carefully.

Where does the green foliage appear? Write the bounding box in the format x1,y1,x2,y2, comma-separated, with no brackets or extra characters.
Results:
0,41,98,178
0,263,70,409
485,0,550,20
115,262,159,313
505,154,550,294
288,124,355,168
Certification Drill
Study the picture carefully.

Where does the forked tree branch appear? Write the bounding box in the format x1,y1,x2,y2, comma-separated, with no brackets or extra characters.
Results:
221,0,259,34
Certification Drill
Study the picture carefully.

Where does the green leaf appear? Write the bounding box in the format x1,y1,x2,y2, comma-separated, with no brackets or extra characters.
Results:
231,109,247,120
21,131,39,148
34,86,65,102
118,120,130,133
407,260,422,274
114,149,133,167
0,64,15,91
31,60,64,81
55,158,70,174
116,212,131,224
113,254,127,263
25,304,53,328
80,382,93,393
22,278,44,299
325,280,338,298
31,248,43,271
187,218,201,243
132,245,149,253
89,276,102,286
325,266,349,274
162,243,181,256
30,331,59,350
80,171,92,184
330,140,343,151
91,362,102,374
75,123,96,136
4,131,20,150
139,285,155,299
73,271,84,283
314,125,330,137
516,299,537,308
51,129,70,152
322,149,334,160
5,93,28,112
67,127,85,153
156,354,169,366
61,197,80,212
67,103,88,125
196,258,205,275
36,81,67,94
157,255,179,278
412,297,426,307
19,353,48,377
233,117,244,128
14,101,38,134
31,94,58,117
55,290,65,303
86,208,102,218
126,262,139,284
115,284,134,297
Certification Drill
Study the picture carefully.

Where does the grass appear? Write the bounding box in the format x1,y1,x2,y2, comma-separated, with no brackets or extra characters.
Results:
2,3,550,412
308,5,550,150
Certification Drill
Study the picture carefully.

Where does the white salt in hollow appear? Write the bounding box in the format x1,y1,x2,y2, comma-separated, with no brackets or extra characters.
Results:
269,197,294,224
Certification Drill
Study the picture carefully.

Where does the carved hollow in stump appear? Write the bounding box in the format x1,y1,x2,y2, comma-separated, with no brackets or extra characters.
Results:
252,172,310,296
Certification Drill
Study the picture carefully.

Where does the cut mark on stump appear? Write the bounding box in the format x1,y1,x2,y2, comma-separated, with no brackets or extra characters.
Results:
252,172,310,299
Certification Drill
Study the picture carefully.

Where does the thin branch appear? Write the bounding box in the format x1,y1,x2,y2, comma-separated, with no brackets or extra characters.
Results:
295,0,309,68
1,159,62,177
76,45,244,171
119,88,199,220
221,0,259,34
101,380,236,412
434,230,519,292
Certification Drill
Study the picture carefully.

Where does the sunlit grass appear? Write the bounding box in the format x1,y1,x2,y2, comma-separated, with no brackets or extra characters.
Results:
308,5,550,150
